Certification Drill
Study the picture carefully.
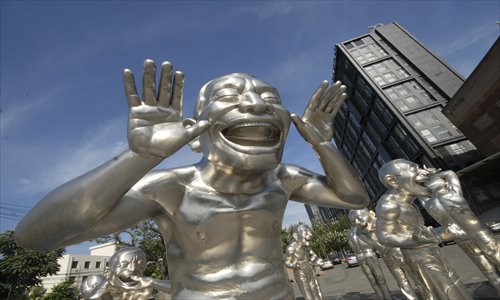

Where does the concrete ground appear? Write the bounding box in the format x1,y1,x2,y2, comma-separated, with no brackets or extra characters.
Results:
291,244,499,300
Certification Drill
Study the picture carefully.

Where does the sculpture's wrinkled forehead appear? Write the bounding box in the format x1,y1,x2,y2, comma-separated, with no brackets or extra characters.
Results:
194,73,280,118
348,208,369,221
110,247,145,267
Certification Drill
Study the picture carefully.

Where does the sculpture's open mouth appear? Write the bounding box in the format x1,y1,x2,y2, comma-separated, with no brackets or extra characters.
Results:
221,122,281,147
119,276,138,286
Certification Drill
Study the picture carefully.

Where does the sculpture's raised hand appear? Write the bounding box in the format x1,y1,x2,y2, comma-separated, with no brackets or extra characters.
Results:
291,81,347,147
124,60,210,158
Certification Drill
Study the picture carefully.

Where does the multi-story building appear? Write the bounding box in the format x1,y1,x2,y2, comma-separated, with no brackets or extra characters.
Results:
41,242,117,292
330,22,483,214
305,204,346,223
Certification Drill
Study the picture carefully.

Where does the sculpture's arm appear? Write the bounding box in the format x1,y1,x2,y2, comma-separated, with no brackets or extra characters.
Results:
437,170,463,197
347,227,361,254
128,276,171,293
289,81,369,209
357,229,384,251
15,60,210,250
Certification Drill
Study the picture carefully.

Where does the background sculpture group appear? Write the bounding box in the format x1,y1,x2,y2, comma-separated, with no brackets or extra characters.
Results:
348,160,499,300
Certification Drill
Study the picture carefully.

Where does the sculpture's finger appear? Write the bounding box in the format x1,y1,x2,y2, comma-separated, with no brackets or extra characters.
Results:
329,92,347,116
157,61,173,108
171,71,184,115
329,82,346,103
290,113,306,131
185,120,211,138
142,59,157,106
123,69,141,108
317,83,337,111
305,80,328,113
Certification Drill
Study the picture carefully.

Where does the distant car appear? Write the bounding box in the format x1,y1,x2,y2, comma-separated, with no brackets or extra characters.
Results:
330,256,342,265
487,221,500,234
346,254,358,268
321,260,334,270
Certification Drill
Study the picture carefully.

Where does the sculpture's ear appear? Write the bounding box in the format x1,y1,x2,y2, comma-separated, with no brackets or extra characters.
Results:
384,174,398,188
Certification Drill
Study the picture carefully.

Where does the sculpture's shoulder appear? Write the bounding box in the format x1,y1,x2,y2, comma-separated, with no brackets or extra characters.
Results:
276,163,315,188
375,193,400,221
134,165,198,194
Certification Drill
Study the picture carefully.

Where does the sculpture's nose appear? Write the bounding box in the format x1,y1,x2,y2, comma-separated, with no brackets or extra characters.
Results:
239,91,273,114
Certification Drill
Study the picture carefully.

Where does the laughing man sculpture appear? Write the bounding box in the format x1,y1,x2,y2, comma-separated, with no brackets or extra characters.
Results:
15,60,369,299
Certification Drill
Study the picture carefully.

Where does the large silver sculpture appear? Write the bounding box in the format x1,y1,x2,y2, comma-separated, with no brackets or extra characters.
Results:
81,247,170,299
349,209,421,300
348,211,392,300
419,170,500,294
285,224,324,300
375,159,472,300
15,60,369,299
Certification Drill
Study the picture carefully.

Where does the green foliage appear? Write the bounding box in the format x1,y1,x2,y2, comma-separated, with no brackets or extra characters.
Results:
281,225,293,253
95,219,168,279
0,230,64,299
29,286,46,300
42,280,79,300
310,214,350,258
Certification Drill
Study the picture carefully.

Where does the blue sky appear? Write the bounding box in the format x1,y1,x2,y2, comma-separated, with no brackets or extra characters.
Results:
1,1,498,254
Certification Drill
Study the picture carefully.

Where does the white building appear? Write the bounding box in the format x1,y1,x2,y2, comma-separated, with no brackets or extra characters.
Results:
41,242,117,292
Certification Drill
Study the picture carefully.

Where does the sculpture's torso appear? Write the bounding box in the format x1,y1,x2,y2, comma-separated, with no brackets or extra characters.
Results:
145,166,293,299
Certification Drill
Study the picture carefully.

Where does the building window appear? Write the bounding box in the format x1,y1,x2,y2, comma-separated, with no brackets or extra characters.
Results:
96,261,101,269
71,261,78,269
420,129,438,143
84,261,90,269
432,124,451,140
394,100,410,112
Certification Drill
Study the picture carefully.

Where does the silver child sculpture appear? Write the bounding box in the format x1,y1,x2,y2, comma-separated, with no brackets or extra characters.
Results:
82,247,171,300
285,224,324,300
15,60,369,299
375,159,472,300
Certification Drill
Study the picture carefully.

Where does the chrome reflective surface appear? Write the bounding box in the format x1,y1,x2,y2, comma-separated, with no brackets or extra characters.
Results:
15,60,369,299
285,224,324,300
82,247,170,300
349,209,420,300
375,159,473,300
419,170,500,294
348,211,392,300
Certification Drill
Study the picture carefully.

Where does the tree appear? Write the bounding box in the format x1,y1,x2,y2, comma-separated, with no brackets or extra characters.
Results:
95,219,168,279
310,215,350,258
281,225,293,253
0,230,64,299
42,280,79,300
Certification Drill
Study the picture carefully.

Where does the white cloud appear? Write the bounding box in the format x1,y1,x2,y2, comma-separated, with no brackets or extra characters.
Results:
435,20,498,58
0,86,65,131
284,201,311,228
16,118,127,194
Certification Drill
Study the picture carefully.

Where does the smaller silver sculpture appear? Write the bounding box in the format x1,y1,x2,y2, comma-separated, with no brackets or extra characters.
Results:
420,170,500,294
285,224,324,300
348,211,392,300
349,208,421,300
375,159,472,300
82,247,170,300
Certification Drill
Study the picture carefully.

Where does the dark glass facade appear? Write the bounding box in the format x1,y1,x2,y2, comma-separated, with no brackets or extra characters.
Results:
331,23,483,210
